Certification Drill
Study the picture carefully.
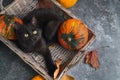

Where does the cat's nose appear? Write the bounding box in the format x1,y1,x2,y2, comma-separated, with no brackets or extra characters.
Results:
31,37,36,41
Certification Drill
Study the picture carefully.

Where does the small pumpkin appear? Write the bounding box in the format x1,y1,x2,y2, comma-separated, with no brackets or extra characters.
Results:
0,14,23,40
58,19,88,50
57,0,78,8
32,75,45,80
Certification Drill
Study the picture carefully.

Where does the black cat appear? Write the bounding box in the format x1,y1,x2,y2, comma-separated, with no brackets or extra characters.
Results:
23,8,63,41
15,8,63,77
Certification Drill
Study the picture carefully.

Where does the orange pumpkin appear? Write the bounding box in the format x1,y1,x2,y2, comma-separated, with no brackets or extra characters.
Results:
58,19,89,50
0,14,23,40
57,0,78,8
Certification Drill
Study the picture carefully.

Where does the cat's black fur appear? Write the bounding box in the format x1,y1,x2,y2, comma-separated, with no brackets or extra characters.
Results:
15,8,63,77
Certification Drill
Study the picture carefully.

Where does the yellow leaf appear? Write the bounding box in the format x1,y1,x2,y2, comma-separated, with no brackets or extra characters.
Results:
54,58,62,79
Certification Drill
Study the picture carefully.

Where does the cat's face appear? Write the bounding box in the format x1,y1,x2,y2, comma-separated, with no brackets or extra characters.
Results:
17,24,42,44
15,17,42,50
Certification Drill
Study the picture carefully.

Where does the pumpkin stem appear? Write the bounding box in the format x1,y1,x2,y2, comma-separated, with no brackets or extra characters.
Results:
68,37,72,42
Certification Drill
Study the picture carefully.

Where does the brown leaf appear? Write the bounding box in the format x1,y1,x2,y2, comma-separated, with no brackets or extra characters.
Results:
54,58,62,79
90,50,100,69
84,50,100,69
85,51,91,64
36,0,54,9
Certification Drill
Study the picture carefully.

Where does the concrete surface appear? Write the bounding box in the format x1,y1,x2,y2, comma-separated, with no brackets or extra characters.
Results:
0,0,120,80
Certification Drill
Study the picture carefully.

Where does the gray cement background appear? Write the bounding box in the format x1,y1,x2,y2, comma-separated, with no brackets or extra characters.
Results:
0,0,120,80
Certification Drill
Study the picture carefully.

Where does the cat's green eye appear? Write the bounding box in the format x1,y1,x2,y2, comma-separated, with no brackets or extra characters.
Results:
33,30,37,34
24,33,29,38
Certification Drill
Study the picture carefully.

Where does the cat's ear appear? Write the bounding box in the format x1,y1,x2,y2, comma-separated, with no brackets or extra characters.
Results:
31,17,37,25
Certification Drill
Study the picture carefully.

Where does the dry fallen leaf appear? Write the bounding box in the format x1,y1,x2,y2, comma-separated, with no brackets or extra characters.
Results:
54,59,75,80
54,58,62,79
85,50,100,69
85,51,91,64
90,50,100,69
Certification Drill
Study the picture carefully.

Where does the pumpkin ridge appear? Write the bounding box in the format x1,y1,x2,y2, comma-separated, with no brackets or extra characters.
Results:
78,37,85,44
6,31,10,38
14,17,23,25
1,25,6,35
3,15,14,30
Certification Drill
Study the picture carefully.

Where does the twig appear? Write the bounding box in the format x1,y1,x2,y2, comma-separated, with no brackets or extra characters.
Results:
94,45,110,50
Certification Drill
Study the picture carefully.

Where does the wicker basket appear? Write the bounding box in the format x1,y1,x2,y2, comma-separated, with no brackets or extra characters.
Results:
0,0,96,80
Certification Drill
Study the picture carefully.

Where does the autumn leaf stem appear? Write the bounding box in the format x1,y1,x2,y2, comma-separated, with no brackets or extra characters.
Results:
92,45,110,51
